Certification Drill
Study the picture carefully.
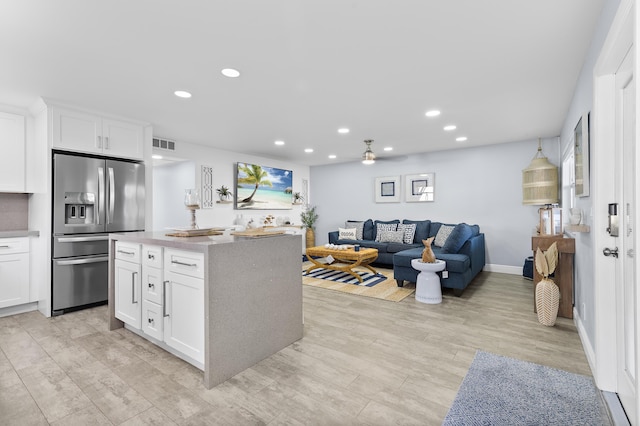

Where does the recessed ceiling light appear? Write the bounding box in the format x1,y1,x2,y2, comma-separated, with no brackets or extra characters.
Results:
221,68,240,78
274,140,285,146
328,154,337,159
444,125,457,131
152,154,163,160
174,90,192,98
425,110,441,117
304,148,314,153
338,128,350,134
383,147,393,151
456,136,468,142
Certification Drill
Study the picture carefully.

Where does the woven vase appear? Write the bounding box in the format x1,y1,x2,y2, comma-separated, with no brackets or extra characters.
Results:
535,278,560,326
305,228,315,248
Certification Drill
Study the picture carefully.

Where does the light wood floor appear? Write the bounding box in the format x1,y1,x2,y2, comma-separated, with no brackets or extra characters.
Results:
0,270,591,425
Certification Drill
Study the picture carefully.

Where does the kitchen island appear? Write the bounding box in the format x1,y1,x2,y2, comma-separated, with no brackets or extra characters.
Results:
108,231,303,389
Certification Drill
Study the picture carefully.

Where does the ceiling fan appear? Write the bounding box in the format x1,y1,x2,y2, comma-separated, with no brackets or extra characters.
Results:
361,139,376,165
361,139,407,164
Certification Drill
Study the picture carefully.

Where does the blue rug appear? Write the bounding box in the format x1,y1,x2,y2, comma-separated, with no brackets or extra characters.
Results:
443,351,611,425
302,268,387,287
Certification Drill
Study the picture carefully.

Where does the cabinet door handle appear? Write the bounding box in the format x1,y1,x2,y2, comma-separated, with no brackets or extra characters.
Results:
131,272,138,304
162,280,169,317
171,260,197,267
148,282,154,289
104,136,110,149
118,249,135,256
97,135,102,149
0,245,10,249
148,253,155,260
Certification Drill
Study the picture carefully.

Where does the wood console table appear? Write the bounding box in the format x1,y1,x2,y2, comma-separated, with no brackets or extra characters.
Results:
531,235,575,319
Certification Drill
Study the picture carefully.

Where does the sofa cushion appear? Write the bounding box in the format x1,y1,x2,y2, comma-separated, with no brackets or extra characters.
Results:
429,222,442,238
378,230,404,243
338,227,357,240
362,219,375,240
403,219,430,243
358,240,389,253
442,223,473,253
374,220,399,241
345,221,365,240
397,223,417,244
469,224,480,236
386,242,421,253
434,225,455,247
393,247,470,273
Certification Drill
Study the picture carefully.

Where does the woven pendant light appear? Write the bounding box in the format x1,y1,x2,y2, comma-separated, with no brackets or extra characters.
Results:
522,139,558,205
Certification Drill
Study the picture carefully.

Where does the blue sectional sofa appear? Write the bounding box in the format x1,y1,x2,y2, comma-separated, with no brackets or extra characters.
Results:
328,219,486,296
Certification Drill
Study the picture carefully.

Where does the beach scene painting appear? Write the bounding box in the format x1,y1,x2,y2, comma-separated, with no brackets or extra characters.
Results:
235,162,293,210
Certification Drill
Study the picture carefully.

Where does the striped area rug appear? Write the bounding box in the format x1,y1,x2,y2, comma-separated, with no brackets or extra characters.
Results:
302,268,387,287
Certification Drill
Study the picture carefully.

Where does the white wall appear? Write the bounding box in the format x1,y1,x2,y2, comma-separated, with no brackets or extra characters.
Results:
152,160,196,230
149,141,310,231
310,138,560,270
558,0,620,358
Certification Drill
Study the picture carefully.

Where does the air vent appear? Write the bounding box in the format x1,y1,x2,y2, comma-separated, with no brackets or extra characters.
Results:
152,137,176,151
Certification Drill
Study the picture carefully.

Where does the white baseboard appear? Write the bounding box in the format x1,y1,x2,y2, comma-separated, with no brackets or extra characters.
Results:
574,307,600,385
484,264,523,275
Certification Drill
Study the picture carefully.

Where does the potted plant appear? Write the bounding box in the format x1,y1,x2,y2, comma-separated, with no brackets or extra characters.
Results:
300,205,318,248
534,241,559,326
293,192,304,204
216,185,233,201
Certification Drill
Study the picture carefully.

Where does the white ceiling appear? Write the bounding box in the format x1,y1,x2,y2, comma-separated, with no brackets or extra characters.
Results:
1,0,605,166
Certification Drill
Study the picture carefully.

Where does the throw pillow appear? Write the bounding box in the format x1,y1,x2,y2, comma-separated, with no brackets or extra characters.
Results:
378,230,405,243
345,221,365,240
442,223,473,253
403,219,430,243
338,227,357,240
375,222,398,242
434,224,455,247
397,223,417,244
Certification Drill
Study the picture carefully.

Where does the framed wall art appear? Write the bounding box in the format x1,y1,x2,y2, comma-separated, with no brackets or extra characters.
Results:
574,112,590,197
405,173,435,202
374,176,400,203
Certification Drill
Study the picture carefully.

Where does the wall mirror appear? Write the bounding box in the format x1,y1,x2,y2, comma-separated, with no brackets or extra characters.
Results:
574,112,590,197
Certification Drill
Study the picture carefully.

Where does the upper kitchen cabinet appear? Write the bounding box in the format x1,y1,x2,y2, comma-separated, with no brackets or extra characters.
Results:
52,106,144,160
0,112,26,192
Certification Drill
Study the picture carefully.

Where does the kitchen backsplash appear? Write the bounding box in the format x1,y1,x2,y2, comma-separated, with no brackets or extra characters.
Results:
0,193,29,231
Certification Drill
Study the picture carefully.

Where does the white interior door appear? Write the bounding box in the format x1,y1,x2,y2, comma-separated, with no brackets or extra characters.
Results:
614,47,638,424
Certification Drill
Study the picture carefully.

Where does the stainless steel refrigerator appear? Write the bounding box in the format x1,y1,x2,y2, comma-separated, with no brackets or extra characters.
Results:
52,152,145,315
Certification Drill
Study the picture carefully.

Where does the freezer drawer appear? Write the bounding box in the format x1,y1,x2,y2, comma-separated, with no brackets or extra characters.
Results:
53,234,109,258
52,255,108,312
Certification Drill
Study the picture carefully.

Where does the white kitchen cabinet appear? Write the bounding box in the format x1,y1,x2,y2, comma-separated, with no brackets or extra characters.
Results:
141,245,163,339
52,107,143,160
0,238,30,308
114,241,141,328
163,270,204,363
0,112,26,192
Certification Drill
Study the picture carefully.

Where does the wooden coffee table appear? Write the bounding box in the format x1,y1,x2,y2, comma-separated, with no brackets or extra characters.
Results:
305,246,379,283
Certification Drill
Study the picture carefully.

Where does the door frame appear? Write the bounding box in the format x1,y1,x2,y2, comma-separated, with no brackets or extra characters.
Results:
593,0,636,393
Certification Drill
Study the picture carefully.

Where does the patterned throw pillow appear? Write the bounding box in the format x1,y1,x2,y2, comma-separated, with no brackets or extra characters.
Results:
397,223,417,244
375,223,398,242
345,221,365,240
378,230,405,243
434,225,455,247
338,227,357,240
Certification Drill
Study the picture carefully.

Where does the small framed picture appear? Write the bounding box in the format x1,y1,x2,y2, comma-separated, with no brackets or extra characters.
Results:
375,176,400,203
405,173,435,202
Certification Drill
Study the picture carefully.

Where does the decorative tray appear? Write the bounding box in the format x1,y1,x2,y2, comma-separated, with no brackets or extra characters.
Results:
165,227,225,237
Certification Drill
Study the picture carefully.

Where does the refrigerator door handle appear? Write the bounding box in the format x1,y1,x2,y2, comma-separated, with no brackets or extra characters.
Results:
97,167,104,225
108,167,115,224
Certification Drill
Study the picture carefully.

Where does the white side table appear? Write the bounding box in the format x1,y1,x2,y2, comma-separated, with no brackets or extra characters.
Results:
411,259,446,304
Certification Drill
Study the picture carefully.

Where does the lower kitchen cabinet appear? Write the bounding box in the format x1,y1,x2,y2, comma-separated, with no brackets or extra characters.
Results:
163,270,204,364
0,238,30,308
114,258,141,329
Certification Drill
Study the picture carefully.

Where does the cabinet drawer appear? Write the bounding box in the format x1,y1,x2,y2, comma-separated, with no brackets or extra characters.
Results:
142,265,163,305
164,249,204,279
142,299,163,341
115,241,140,263
143,245,163,268
0,238,29,255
